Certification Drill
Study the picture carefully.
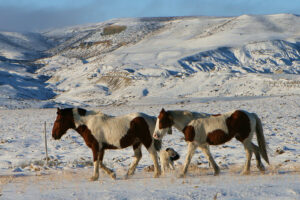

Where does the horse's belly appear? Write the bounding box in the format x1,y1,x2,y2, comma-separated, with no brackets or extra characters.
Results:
193,119,230,145
99,127,131,148
206,129,232,145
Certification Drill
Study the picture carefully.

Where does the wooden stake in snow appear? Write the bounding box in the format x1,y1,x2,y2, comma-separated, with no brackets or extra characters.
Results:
44,121,49,165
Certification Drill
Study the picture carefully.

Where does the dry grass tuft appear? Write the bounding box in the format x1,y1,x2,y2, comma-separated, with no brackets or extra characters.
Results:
102,25,127,35
143,165,155,172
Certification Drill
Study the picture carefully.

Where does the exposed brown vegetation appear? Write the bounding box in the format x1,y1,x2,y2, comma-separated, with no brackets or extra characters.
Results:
97,71,132,91
79,40,112,48
102,25,127,35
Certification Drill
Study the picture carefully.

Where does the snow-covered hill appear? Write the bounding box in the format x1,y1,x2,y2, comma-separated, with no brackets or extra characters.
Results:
1,14,300,108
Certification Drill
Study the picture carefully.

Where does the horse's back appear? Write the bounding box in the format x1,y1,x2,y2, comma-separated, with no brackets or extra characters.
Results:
99,112,151,130
128,112,156,133
199,110,256,133
93,112,155,132
189,110,238,134
191,111,210,119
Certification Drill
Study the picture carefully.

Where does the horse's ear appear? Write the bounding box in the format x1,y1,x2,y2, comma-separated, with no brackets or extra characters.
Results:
161,108,166,113
167,128,172,135
78,108,86,116
57,108,61,114
168,113,173,121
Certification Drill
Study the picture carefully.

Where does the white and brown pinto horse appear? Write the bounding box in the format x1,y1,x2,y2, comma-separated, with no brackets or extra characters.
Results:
153,109,269,177
52,108,161,181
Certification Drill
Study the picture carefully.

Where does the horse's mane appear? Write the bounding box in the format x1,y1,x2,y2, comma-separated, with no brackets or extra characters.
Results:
75,108,113,120
191,111,210,118
168,110,211,125
169,110,193,115
169,110,207,118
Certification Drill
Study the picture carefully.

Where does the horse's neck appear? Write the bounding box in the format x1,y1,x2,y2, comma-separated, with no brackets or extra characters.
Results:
170,111,196,131
171,110,210,132
74,110,112,127
97,112,113,120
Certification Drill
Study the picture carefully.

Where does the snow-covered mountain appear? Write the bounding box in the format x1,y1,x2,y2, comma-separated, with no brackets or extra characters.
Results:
1,14,300,108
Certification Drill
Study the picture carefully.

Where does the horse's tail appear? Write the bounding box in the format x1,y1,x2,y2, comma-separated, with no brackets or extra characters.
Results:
253,113,269,164
153,139,162,151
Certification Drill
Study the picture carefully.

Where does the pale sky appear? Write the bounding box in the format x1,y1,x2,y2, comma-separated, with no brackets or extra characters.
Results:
0,0,299,32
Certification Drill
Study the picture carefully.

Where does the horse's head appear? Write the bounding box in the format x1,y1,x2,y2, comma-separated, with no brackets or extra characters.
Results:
52,108,76,140
153,108,173,140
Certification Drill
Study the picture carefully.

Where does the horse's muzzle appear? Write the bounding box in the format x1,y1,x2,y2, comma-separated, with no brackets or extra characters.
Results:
52,132,61,140
52,135,59,140
153,132,160,140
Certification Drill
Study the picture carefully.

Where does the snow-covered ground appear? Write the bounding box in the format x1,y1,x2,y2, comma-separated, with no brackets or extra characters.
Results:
0,95,299,199
2,170,299,200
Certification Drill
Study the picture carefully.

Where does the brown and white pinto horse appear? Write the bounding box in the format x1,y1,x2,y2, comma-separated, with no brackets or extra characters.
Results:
52,108,161,181
153,109,269,177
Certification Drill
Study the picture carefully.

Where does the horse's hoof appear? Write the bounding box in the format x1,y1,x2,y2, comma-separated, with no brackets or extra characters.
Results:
110,173,116,180
126,170,134,177
89,176,99,181
178,173,185,178
258,167,266,174
241,171,250,175
214,172,220,176
123,174,129,180
259,170,266,175
153,174,159,178
214,169,220,176
258,165,265,172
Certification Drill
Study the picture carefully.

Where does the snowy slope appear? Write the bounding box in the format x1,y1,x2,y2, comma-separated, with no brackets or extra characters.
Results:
0,31,52,60
35,14,300,107
0,31,57,109
0,14,300,108
0,61,56,109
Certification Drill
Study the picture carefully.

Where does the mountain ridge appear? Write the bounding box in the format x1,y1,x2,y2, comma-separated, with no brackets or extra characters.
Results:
0,14,300,108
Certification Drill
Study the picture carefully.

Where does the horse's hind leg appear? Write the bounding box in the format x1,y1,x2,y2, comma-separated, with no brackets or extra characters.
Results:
199,144,220,176
99,149,116,180
126,143,142,178
251,142,265,172
241,139,253,175
179,142,197,178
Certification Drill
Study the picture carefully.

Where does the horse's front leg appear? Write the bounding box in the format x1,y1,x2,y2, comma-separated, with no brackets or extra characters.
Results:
98,149,116,180
179,142,197,178
199,144,220,175
89,148,100,181
147,145,161,178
